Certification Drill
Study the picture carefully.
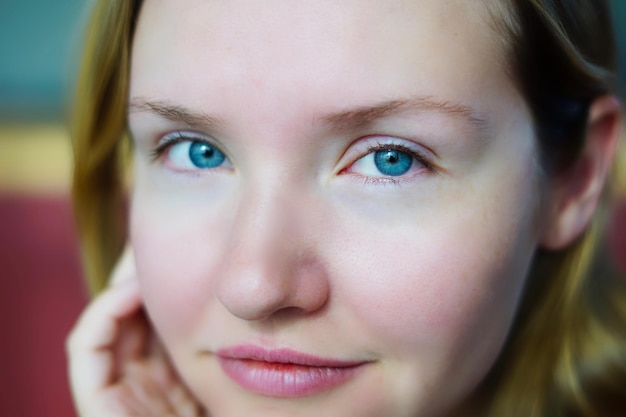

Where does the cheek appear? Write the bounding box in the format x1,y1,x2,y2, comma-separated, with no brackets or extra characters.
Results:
342,238,524,352
130,197,228,343
331,188,536,362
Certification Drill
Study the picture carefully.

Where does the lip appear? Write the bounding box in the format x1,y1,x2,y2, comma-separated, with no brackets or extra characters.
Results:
216,345,369,398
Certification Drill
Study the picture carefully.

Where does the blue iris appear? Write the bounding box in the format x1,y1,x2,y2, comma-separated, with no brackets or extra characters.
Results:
189,142,226,169
374,149,413,176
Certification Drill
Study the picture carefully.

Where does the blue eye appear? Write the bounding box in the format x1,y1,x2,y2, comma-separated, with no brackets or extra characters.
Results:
188,141,226,168
373,149,413,176
161,136,231,171
350,146,418,178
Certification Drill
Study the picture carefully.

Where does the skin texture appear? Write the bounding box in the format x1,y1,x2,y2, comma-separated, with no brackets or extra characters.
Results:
126,0,545,416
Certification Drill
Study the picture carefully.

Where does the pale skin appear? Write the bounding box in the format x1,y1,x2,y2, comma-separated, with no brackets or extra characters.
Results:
67,0,623,416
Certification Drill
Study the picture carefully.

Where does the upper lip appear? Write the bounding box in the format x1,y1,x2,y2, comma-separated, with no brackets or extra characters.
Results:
216,345,367,368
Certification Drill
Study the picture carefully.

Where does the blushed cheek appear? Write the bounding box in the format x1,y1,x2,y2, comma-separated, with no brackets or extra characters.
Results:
339,225,529,361
131,214,221,343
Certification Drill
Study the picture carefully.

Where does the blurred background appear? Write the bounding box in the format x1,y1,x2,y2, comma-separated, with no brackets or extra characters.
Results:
1,1,88,416
0,1,625,416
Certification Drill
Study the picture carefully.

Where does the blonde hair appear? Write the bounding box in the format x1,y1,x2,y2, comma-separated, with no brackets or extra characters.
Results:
71,0,137,294
480,2,626,415
70,1,626,415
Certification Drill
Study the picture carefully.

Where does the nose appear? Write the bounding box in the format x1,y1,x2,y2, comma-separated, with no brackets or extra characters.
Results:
216,185,330,321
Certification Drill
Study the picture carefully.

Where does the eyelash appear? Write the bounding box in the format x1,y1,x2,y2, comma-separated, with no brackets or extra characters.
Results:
359,141,436,173
149,131,212,161
149,132,438,182
340,139,438,186
150,132,186,162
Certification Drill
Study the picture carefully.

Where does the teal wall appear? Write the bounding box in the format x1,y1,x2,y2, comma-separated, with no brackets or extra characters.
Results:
0,0,85,120
0,1,624,121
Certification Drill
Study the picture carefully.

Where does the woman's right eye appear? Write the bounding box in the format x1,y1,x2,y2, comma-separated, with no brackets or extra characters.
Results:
152,133,232,171
170,140,227,169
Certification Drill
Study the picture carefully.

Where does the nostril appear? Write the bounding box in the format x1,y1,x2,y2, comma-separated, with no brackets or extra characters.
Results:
215,187,330,321
266,305,329,323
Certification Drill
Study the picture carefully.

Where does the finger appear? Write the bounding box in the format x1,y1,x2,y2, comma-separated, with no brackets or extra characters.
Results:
143,340,204,417
123,363,177,416
114,310,150,372
110,245,147,366
109,244,137,287
169,383,204,417
67,279,142,399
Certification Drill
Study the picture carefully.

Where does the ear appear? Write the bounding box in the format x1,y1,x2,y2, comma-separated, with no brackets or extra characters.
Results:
540,95,623,250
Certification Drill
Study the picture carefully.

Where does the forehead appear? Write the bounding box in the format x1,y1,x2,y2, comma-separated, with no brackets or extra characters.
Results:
130,0,513,124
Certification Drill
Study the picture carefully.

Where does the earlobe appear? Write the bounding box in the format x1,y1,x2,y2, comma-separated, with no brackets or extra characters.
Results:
540,95,623,250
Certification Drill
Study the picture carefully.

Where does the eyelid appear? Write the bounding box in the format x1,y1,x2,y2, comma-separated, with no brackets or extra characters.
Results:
340,135,439,176
150,130,224,161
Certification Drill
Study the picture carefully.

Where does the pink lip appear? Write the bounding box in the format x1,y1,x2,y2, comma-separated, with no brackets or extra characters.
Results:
216,345,369,398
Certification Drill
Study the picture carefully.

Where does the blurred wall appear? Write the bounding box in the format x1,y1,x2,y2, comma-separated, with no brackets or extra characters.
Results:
1,3,89,417
0,0,85,192
0,0,624,123
0,0,85,122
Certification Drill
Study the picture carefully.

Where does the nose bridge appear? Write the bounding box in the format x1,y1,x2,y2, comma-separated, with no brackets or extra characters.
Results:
232,176,298,266
216,176,329,321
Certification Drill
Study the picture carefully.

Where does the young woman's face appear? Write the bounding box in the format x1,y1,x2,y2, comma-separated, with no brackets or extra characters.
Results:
129,1,542,416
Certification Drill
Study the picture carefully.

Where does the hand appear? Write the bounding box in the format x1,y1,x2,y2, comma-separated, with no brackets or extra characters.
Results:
67,247,205,417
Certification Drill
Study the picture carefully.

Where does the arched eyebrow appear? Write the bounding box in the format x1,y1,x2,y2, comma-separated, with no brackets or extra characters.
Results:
320,97,489,133
128,98,225,129
129,96,489,133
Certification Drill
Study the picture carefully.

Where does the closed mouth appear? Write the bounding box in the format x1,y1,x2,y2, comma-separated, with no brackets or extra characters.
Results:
215,345,370,397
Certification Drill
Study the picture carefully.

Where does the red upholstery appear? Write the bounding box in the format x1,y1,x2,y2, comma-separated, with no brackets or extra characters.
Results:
0,195,85,417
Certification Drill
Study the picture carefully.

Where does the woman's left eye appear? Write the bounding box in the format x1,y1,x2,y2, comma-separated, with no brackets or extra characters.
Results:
345,142,433,179
354,148,413,176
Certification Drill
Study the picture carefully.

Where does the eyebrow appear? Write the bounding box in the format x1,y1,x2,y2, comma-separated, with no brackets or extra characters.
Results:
128,98,225,129
320,97,489,132
128,96,488,133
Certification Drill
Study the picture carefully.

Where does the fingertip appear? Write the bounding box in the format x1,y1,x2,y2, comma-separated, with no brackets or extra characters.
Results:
66,276,145,399
109,244,138,287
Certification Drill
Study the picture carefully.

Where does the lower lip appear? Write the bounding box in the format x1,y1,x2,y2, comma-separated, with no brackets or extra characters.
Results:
217,356,365,398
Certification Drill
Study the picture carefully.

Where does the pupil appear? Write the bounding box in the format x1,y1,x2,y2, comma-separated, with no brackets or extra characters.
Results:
202,147,214,158
188,141,226,169
373,148,412,176
385,151,399,164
